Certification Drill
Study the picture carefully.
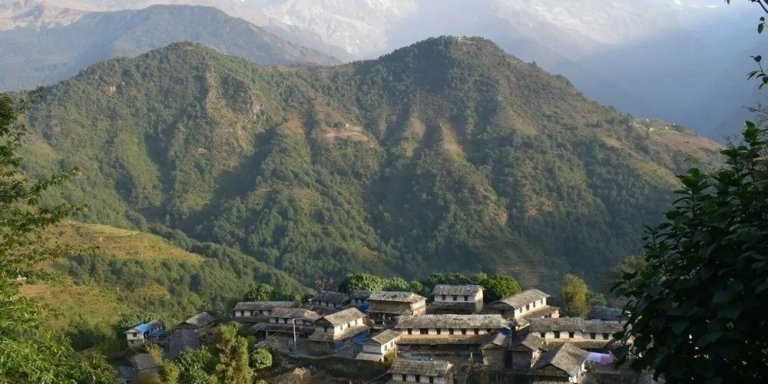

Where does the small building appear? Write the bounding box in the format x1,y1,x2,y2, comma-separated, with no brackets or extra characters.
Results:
232,301,296,323
528,318,624,350
350,290,372,307
387,359,454,384
129,353,159,379
429,284,483,314
125,320,164,348
177,312,218,342
356,329,402,362
484,289,559,320
258,307,321,336
310,291,350,313
394,314,507,354
531,343,590,383
367,291,427,328
480,332,509,369
307,307,370,355
164,328,200,360
509,333,544,371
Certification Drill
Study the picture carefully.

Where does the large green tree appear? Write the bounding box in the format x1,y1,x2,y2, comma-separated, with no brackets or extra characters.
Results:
614,124,768,382
0,93,116,382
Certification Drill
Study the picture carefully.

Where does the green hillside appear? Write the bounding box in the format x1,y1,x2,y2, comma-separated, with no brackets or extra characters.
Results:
22,37,722,289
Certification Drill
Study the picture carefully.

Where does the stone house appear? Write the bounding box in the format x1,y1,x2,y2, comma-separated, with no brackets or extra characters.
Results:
257,307,321,336
307,307,370,355
484,289,559,320
530,343,590,383
176,312,218,342
356,329,402,362
528,318,624,350
428,285,483,314
394,314,507,353
509,333,544,371
367,291,427,328
350,290,372,307
480,332,509,369
310,291,350,313
125,320,164,348
232,301,296,323
164,329,200,360
387,359,454,384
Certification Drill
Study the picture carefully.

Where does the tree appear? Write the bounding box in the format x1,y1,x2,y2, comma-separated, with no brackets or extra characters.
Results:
244,283,275,301
215,323,252,384
613,124,768,382
249,348,272,370
337,272,383,292
0,93,116,383
479,273,521,302
560,274,590,317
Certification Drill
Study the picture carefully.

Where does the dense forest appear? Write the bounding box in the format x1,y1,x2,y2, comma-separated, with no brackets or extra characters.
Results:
21,37,721,291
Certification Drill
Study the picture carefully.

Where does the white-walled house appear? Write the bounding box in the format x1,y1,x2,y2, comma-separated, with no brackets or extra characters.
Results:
310,291,350,313
367,291,427,328
356,329,401,362
307,307,370,355
429,284,483,314
528,318,624,350
531,343,590,383
125,320,164,348
387,359,453,384
232,301,295,323
394,314,507,354
485,289,559,320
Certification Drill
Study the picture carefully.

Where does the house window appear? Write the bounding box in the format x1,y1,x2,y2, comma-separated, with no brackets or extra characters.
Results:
415,375,421,382
526,304,530,311
408,329,413,335
554,331,561,338
463,295,469,301
401,374,407,381
420,328,428,335
603,333,610,340
441,295,446,301
461,329,467,335
449,329,455,335
453,295,458,301
429,377,434,383
436,329,442,335
323,327,329,332
540,332,545,338
590,333,596,339
474,329,479,335
569,332,574,338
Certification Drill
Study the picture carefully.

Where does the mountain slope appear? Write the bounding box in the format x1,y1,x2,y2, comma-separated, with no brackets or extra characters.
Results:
22,38,721,289
0,4,337,90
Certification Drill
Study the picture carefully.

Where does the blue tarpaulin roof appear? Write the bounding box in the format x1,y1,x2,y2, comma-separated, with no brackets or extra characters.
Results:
134,323,152,333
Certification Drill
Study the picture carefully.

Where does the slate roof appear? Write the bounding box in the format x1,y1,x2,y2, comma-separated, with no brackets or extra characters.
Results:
234,301,296,311
368,291,426,303
319,307,366,326
529,318,624,334
367,330,401,345
532,343,589,377
519,305,560,319
588,306,625,321
270,307,321,321
481,332,507,349
395,314,507,329
350,290,372,300
389,359,453,376
165,329,200,360
181,312,217,329
494,289,550,310
511,333,544,352
311,291,350,305
129,353,158,372
431,284,482,297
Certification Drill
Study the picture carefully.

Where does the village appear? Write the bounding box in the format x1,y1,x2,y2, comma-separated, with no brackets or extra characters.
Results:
118,285,640,384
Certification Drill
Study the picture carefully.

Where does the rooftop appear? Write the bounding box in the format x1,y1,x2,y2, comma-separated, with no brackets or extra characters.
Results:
395,314,507,329
389,359,453,376
511,333,544,351
350,290,372,299
367,329,402,345
431,284,482,297
493,289,550,310
308,323,369,342
181,312,217,329
588,306,625,321
532,343,589,377
270,307,321,321
165,329,200,360
319,307,366,326
368,291,426,303
529,318,624,334
234,301,296,311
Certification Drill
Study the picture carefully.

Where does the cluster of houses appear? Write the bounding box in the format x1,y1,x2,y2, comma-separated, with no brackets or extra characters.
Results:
230,285,627,383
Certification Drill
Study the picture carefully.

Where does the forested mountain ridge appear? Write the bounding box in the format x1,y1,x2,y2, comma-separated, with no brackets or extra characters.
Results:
22,37,721,289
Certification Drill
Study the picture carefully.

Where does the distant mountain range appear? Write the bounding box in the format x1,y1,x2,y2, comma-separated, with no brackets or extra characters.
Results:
0,4,336,90
21,38,721,289
0,0,762,138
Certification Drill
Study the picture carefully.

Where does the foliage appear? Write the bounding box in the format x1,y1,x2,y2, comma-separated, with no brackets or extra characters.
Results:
480,274,522,302
215,323,252,384
613,124,768,383
244,283,275,301
560,274,590,317
249,348,272,370
0,93,116,383
175,349,217,384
